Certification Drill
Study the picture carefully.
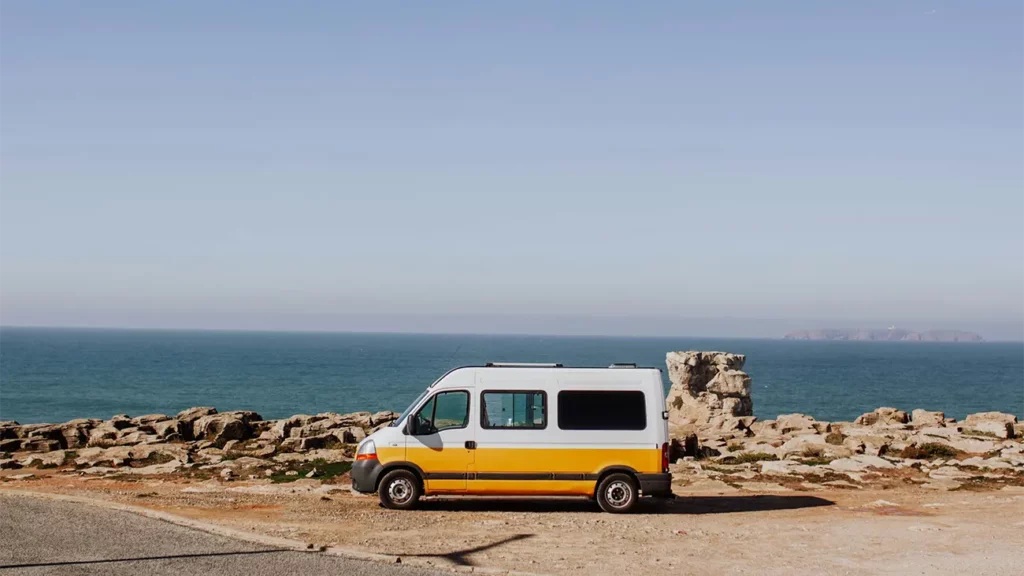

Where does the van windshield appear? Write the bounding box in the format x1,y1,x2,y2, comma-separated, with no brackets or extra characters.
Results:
391,389,429,427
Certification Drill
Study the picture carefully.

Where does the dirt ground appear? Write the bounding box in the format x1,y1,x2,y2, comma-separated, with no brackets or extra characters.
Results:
2,469,1022,576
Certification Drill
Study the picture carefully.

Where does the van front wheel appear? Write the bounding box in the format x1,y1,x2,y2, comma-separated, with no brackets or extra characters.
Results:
596,473,638,513
378,469,421,510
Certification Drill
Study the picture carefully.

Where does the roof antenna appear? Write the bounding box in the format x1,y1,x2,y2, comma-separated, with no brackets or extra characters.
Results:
444,342,463,368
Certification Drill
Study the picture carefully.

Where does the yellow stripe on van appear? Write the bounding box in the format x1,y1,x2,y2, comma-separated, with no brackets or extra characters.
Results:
400,446,659,495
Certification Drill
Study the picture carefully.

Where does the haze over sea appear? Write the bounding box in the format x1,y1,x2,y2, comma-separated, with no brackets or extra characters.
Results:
1,327,1020,425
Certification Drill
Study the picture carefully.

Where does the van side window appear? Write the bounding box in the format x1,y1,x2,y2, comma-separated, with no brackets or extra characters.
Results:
557,391,646,430
482,391,546,429
413,391,469,434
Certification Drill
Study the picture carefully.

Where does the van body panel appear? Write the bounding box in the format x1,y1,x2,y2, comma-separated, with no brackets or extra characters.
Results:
355,365,670,499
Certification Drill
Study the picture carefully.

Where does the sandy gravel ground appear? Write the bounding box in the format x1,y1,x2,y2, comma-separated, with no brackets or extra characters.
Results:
2,469,1022,576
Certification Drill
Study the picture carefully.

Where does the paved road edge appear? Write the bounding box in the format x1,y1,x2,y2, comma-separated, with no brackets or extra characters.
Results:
0,489,549,576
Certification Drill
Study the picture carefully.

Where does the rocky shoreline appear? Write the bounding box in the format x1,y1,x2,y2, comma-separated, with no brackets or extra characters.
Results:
2,351,1021,493
663,351,1022,492
0,407,399,481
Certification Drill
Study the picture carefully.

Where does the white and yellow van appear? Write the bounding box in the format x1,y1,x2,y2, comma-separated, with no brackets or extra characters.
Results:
351,363,672,513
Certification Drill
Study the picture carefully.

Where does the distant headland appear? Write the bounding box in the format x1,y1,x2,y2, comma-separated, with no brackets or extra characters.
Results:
783,328,984,342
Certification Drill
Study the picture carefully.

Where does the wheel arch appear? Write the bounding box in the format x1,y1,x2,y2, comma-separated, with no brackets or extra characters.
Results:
594,465,640,494
376,461,426,492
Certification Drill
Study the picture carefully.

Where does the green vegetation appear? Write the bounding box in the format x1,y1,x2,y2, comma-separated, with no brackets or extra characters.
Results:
899,443,960,460
726,443,744,452
269,459,352,484
719,452,779,464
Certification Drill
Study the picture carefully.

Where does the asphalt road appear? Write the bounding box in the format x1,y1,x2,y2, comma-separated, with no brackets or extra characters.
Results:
0,494,449,576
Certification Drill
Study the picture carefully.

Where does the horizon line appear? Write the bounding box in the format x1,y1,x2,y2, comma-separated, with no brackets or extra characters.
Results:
2,324,1020,343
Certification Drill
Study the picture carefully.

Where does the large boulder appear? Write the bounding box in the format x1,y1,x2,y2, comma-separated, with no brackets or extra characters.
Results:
665,351,753,434
964,412,1017,439
910,409,946,428
192,412,261,447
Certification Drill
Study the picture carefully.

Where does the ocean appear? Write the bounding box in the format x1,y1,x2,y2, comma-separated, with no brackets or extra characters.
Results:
0,327,1021,425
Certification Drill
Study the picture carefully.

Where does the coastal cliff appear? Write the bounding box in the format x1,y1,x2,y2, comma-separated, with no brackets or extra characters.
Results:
783,328,984,342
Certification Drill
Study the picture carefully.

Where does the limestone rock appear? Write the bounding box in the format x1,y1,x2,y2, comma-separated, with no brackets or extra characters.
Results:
966,421,1014,439
108,415,135,430
665,351,753,431
827,454,895,472
0,421,21,440
192,414,250,446
963,412,1017,439
87,425,121,447
0,458,21,469
854,407,909,427
370,411,399,427
20,439,61,452
910,409,946,428
0,438,23,452
18,450,69,468
176,406,218,423
133,414,171,425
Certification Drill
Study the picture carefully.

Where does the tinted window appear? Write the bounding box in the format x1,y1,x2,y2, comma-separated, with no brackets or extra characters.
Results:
413,391,469,434
557,391,646,430
482,391,546,429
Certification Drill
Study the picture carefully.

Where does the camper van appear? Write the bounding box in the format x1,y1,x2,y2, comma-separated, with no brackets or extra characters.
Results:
351,363,672,513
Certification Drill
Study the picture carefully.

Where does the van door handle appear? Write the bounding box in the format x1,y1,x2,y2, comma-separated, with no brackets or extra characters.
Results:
465,441,477,449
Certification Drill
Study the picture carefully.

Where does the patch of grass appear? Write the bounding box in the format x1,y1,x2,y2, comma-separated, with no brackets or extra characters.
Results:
899,443,961,460
718,452,778,465
726,443,743,452
269,459,352,484
825,432,846,446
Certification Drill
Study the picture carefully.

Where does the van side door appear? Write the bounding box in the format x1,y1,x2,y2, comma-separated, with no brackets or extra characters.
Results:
405,389,475,493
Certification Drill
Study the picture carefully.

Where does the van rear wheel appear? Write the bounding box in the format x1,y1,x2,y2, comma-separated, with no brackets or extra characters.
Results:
596,473,638,513
378,469,421,510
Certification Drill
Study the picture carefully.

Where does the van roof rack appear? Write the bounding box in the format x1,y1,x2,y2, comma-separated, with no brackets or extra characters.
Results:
485,362,563,368
608,363,637,368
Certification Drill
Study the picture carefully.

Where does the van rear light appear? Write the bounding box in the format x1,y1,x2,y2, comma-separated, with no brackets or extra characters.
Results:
356,440,378,461
661,442,669,472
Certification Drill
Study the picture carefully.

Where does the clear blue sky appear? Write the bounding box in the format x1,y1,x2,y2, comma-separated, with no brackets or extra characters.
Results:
1,2,1022,338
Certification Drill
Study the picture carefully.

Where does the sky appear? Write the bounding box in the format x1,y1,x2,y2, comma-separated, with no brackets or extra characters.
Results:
1,2,1022,339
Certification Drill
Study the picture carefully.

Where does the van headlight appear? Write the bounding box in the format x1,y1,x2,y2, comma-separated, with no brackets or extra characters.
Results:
356,440,377,461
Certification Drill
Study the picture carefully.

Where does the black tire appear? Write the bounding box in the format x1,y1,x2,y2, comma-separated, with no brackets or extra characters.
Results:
596,472,638,513
378,469,422,510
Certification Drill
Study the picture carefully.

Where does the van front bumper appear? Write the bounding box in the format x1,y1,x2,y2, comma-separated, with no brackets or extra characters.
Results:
351,459,383,494
638,473,673,498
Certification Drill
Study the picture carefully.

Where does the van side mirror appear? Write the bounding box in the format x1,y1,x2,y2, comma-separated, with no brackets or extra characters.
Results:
404,418,416,436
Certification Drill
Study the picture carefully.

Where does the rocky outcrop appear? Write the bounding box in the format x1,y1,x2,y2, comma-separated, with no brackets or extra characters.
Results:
783,329,983,342
0,407,400,472
665,351,753,437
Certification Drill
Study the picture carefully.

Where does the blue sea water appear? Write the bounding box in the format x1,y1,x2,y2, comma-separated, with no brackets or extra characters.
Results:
0,327,1021,425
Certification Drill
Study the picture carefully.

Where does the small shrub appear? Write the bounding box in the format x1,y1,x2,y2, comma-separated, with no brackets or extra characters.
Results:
802,446,825,458
719,452,779,465
899,443,960,460
825,432,845,445
726,443,743,452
